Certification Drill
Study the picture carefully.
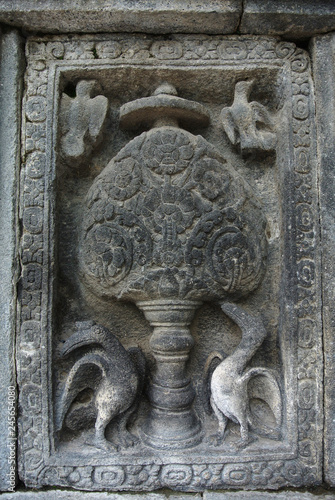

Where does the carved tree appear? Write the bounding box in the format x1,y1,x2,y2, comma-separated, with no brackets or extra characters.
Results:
79,83,268,448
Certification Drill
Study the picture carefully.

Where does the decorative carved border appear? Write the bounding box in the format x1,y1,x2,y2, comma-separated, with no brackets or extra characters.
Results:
17,35,322,491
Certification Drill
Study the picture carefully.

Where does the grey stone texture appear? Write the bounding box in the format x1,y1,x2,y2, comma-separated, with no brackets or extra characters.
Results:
0,1,335,38
0,28,24,492
206,492,335,500
0,492,201,500
60,80,108,167
205,492,335,499
16,33,322,492
56,321,146,451
240,1,335,39
0,1,242,35
0,490,333,499
311,32,335,488
0,2,335,498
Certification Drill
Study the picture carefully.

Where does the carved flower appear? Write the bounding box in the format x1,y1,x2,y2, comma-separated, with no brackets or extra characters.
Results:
109,156,142,201
142,185,197,233
83,223,132,284
208,229,251,291
193,157,230,201
142,129,194,175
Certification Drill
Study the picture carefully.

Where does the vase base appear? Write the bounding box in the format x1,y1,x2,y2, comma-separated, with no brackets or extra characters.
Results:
141,407,202,450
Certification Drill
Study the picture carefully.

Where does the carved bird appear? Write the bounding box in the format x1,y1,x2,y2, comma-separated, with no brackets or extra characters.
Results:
60,80,108,165
56,321,145,451
204,302,282,448
220,80,276,154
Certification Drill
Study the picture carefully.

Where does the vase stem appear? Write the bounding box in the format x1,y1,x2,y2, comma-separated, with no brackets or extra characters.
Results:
137,299,202,449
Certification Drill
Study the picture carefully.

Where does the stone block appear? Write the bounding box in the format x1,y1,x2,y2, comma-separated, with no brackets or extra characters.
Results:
0,1,242,34
204,492,335,500
0,491,333,500
240,1,335,38
0,28,24,492
311,32,335,488
0,492,190,500
14,33,323,492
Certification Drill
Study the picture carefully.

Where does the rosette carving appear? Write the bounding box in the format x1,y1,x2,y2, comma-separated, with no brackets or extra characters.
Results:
141,128,194,175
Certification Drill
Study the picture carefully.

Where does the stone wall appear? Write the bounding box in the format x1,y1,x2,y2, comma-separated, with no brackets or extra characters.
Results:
0,2,335,498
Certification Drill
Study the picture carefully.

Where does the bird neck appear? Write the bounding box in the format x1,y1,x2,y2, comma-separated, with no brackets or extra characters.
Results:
228,327,266,374
235,85,251,102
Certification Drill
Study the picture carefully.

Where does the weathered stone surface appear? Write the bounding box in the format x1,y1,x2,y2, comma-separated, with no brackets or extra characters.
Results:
0,492,197,500
0,2,334,497
205,492,335,499
0,0,242,34
311,32,335,488
1,1,335,38
220,79,276,155
15,33,322,492
60,80,108,167
206,303,282,447
56,321,145,451
0,28,24,492
240,1,335,38
0,490,333,499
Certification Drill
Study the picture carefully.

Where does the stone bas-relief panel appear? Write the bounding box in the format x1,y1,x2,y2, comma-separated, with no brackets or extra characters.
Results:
17,34,322,491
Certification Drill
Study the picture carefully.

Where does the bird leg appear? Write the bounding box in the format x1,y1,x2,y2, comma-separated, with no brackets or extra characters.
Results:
117,410,139,448
85,414,119,452
236,418,252,449
209,396,228,446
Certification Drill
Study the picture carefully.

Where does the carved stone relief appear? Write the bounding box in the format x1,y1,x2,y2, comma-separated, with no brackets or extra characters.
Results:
17,34,322,492
220,79,276,155
59,80,108,167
